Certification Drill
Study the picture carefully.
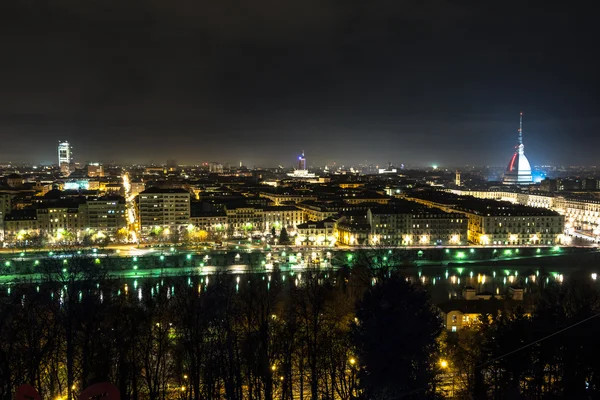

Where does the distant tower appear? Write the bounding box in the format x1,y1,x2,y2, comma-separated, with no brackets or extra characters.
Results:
298,151,306,170
58,141,72,175
455,170,461,186
503,112,533,185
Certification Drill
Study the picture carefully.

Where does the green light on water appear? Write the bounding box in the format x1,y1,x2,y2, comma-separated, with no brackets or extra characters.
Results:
186,254,192,260
133,256,138,262
160,255,165,261
445,249,450,254
34,260,39,266
4,261,10,267
456,267,464,275
95,258,101,264
504,249,512,256
470,249,474,254
347,254,353,261
537,248,541,253
455,252,466,259
20,252,24,257
133,265,138,270
62,268,67,273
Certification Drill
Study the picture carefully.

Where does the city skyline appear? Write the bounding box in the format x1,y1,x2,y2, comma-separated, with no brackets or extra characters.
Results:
1,1,599,166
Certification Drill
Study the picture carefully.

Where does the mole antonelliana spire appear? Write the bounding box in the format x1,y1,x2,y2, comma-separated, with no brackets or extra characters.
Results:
503,112,533,185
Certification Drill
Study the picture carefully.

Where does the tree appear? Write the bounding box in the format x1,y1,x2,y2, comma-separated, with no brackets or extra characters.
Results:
352,274,442,399
115,228,129,243
279,228,290,245
271,226,276,238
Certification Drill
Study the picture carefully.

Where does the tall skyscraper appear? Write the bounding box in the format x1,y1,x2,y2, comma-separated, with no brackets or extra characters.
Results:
58,141,72,175
503,113,533,185
298,151,306,170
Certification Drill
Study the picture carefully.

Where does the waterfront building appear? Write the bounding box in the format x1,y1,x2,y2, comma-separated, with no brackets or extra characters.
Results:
262,205,305,231
138,188,191,233
295,217,336,246
407,191,565,245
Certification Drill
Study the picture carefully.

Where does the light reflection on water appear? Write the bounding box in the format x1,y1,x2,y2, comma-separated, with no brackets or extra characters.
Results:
2,263,599,306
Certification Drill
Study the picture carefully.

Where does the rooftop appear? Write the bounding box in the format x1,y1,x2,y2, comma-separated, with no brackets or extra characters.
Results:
410,191,560,217
141,187,190,194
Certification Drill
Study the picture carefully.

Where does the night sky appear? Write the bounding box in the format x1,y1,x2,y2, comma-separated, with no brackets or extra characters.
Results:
1,0,598,167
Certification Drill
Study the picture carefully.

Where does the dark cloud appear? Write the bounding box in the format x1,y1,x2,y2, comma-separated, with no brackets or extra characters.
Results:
0,0,598,166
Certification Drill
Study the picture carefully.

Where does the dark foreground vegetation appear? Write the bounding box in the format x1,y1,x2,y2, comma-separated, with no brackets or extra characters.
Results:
1,254,600,399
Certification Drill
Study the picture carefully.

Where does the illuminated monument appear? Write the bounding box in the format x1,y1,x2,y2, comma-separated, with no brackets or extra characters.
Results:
288,151,316,179
503,113,533,185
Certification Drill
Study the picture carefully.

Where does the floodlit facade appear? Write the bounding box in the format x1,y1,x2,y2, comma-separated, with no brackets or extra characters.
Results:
58,141,73,175
406,192,566,245
448,188,600,242
503,113,533,185
138,188,191,233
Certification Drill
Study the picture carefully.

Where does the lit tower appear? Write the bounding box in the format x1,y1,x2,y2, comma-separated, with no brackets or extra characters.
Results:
503,112,533,185
455,170,461,186
58,141,72,175
298,151,306,170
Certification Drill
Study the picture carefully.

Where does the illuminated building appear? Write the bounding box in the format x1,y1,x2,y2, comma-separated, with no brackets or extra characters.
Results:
378,163,398,174
0,193,13,240
296,218,336,246
83,197,127,230
448,188,600,243
225,205,263,234
367,204,467,246
86,163,104,177
503,113,533,185
58,141,73,175
263,205,305,231
288,151,317,179
439,287,525,332
407,191,565,245
209,162,223,173
189,211,228,233
138,188,191,233
455,170,461,186
6,173,24,187
298,151,306,170
260,192,317,206
335,218,371,246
